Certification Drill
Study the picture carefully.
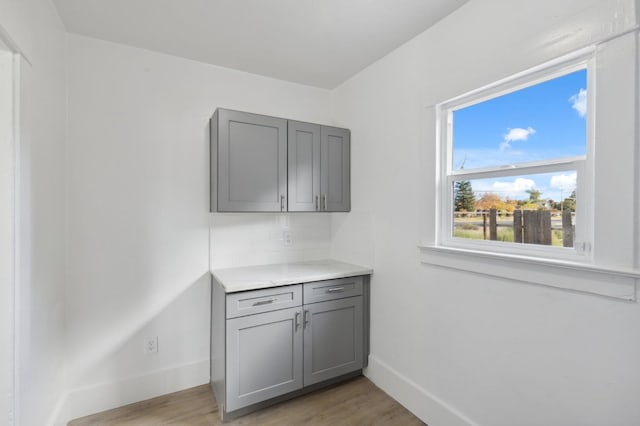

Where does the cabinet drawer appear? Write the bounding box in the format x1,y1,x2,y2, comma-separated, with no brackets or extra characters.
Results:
226,285,302,319
303,276,363,304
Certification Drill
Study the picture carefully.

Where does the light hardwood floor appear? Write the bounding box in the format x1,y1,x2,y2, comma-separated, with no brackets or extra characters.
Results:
68,376,426,425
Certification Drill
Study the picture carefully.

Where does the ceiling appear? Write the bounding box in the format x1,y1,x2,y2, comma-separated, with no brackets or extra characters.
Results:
52,0,468,89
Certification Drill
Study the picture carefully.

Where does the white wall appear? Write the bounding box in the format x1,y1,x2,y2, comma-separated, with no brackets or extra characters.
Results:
331,1,640,425
7,0,638,424
0,0,68,425
63,33,333,421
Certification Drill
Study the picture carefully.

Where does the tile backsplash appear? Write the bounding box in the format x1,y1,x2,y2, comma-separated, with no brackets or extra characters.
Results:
210,213,332,269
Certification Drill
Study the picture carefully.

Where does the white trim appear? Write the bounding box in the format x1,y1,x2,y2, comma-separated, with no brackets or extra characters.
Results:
636,30,640,271
365,355,477,426
10,53,20,426
418,26,639,110
45,393,69,426
580,48,596,262
0,22,31,66
419,245,637,300
0,40,20,426
450,156,584,179
443,166,587,262
54,359,210,425
439,235,587,263
634,29,640,272
440,51,592,114
436,50,595,264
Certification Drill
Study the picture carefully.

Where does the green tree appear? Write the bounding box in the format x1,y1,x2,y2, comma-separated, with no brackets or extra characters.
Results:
526,189,543,204
562,190,576,212
454,180,476,212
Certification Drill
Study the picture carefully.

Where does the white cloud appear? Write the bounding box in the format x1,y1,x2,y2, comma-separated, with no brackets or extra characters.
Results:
550,172,577,191
474,177,536,198
492,178,536,194
570,88,587,118
500,127,536,150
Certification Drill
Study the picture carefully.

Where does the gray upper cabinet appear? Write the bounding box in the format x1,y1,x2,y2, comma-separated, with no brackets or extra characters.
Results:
288,121,350,212
321,126,350,212
212,109,287,212
288,121,321,212
211,108,349,212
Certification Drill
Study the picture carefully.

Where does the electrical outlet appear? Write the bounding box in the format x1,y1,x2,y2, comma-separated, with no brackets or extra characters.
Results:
283,230,292,247
144,336,158,355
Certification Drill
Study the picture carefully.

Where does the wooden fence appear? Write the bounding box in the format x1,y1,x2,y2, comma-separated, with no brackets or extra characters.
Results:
480,209,574,247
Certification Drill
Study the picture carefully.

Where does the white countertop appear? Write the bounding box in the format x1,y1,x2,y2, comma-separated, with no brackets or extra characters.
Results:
212,259,373,293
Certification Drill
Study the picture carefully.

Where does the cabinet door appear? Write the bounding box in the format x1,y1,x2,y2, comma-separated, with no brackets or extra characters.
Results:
226,307,303,412
288,121,321,211
320,126,350,212
303,296,363,386
217,109,287,212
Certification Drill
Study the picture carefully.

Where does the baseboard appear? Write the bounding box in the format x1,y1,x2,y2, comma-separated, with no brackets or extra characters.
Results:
54,359,209,425
46,392,70,426
55,356,470,426
364,355,477,426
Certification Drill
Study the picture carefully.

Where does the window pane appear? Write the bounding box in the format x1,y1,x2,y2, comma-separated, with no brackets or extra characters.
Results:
452,69,587,170
452,172,576,248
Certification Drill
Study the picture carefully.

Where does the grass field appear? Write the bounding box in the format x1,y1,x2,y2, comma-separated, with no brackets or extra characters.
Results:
453,221,565,247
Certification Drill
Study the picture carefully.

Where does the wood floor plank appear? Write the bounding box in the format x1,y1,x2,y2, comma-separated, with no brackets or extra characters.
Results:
68,376,425,425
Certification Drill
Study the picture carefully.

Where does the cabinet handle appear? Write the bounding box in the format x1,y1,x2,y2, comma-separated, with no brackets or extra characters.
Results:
280,194,285,211
295,311,301,330
315,195,319,211
253,298,276,306
326,287,345,293
322,194,328,211
303,310,310,327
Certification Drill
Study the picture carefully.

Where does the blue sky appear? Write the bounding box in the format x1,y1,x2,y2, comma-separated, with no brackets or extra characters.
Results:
452,69,587,201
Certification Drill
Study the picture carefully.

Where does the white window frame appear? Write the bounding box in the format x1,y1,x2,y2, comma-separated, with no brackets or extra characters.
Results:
436,51,596,262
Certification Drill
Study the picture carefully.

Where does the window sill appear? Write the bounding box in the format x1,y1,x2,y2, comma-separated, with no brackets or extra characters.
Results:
418,245,638,300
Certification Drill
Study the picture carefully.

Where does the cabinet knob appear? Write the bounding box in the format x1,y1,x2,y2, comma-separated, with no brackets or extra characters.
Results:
322,194,328,211
280,194,285,211
315,195,319,211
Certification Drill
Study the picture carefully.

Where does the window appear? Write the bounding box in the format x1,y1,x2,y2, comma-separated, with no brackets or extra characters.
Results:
438,57,593,260
424,37,639,300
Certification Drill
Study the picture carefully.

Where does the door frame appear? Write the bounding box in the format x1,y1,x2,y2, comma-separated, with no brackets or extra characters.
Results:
0,22,22,426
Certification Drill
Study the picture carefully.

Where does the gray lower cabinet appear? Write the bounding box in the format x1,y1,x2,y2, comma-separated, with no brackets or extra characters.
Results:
225,306,303,412
303,296,363,386
211,275,368,419
211,108,350,213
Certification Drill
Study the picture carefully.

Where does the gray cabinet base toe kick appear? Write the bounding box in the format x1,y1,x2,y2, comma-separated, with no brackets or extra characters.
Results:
219,370,363,422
